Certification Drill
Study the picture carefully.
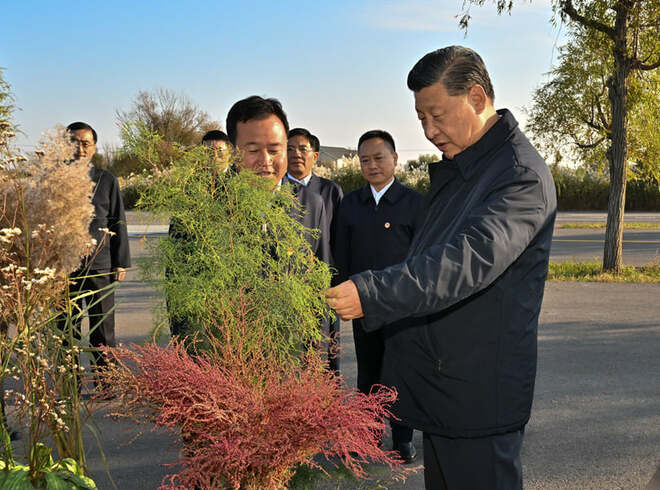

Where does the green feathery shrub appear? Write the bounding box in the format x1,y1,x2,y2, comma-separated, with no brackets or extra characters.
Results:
126,126,332,366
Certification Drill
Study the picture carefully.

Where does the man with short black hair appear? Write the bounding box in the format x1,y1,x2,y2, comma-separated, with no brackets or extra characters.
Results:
334,129,424,463
326,46,557,489
287,128,343,245
64,121,130,377
287,127,343,372
226,97,330,263
201,129,232,169
226,97,336,371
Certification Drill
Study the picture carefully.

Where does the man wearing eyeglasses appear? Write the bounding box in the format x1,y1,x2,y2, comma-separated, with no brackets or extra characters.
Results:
287,128,343,373
64,121,130,384
286,128,343,258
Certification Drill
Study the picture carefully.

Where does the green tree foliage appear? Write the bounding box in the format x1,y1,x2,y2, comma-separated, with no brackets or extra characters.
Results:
461,0,660,272
526,23,660,182
405,153,436,172
126,126,332,366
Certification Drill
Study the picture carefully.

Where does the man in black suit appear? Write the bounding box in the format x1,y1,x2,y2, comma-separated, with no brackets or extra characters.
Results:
167,130,234,338
286,128,343,253
225,97,336,368
334,130,424,463
286,127,343,371
225,96,330,263
64,122,131,375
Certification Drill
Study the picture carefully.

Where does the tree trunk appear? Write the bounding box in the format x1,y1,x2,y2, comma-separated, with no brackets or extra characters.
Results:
603,3,630,273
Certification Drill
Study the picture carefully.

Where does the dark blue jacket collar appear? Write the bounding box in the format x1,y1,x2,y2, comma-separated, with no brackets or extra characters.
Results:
444,109,518,181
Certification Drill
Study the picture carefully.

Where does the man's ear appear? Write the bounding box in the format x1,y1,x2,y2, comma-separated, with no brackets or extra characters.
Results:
468,84,488,114
393,151,398,166
312,151,319,164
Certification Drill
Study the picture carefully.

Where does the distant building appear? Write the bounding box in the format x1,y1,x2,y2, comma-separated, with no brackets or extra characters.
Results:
318,146,356,167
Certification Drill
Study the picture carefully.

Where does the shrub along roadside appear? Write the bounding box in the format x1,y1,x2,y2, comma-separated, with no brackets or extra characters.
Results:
548,261,660,282
557,222,660,229
121,159,660,211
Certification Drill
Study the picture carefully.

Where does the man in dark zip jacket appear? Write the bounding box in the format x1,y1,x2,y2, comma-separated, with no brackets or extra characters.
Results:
326,46,557,489
334,130,424,463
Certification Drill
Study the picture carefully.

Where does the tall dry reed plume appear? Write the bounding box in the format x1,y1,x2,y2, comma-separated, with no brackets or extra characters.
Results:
0,126,94,325
0,125,100,485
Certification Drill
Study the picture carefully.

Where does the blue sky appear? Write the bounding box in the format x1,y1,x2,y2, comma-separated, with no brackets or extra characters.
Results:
3,0,563,162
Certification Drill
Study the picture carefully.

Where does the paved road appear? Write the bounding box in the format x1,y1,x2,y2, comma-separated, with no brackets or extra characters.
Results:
552,228,660,265
126,211,660,266
52,234,656,490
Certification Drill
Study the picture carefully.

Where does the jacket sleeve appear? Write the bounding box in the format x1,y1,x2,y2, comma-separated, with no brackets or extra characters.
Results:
109,175,131,269
315,199,333,265
331,199,351,286
352,166,551,331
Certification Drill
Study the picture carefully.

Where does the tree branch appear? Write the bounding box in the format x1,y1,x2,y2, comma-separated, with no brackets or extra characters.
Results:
630,58,660,71
595,96,610,130
574,136,607,149
560,0,616,38
580,116,604,132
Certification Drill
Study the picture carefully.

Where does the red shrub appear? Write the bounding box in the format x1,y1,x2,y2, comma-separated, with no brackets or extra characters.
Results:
101,336,409,489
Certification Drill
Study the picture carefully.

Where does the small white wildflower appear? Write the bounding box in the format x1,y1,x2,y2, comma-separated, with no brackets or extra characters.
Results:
33,267,56,280
98,227,116,236
90,238,98,246
1,264,16,273
0,227,22,237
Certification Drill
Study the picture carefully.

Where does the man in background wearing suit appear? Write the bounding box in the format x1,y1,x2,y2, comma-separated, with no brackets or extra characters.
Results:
225,97,336,369
333,129,424,463
286,127,343,372
225,96,330,262
64,121,131,380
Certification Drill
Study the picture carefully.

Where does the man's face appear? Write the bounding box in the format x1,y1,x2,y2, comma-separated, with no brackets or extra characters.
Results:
414,81,485,159
70,129,96,164
203,139,231,167
235,114,287,184
358,137,397,191
287,135,318,180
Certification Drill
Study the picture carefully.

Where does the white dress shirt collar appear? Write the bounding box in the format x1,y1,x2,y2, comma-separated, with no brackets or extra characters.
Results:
370,178,395,205
286,172,312,186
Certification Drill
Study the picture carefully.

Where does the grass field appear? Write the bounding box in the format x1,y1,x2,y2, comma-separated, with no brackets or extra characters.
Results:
548,261,660,282
558,222,660,229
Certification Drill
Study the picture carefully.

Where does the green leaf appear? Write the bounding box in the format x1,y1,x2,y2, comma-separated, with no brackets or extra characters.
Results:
53,458,82,476
45,471,71,490
31,442,54,472
58,472,97,489
0,467,32,490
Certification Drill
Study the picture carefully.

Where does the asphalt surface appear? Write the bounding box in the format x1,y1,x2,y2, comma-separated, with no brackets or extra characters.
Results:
8,212,658,489
126,211,660,266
